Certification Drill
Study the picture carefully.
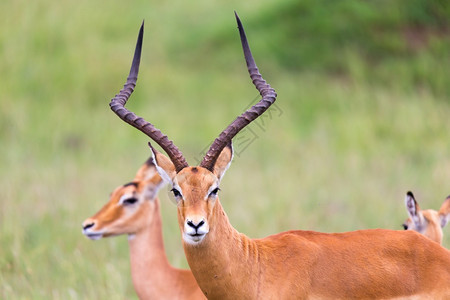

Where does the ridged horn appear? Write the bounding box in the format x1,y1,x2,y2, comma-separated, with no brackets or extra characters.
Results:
199,12,277,171
109,21,189,172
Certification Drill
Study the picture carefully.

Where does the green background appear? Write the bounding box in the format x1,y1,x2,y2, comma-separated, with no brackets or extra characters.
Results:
1,0,449,298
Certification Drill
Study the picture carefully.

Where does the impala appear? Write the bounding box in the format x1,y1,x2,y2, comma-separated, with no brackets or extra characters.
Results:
109,14,450,299
82,157,205,299
403,191,450,245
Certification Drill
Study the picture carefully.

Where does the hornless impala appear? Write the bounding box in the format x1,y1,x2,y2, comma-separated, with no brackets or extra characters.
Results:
82,158,205,299
403,191,450,245
109,14,450,299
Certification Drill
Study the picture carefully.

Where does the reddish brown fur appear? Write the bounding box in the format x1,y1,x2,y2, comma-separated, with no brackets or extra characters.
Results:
82,162,205,300
153,149,450,299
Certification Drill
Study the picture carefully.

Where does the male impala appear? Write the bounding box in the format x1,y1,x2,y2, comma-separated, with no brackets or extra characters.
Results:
109,14,450,299
82,157,205,299
403,191,450,245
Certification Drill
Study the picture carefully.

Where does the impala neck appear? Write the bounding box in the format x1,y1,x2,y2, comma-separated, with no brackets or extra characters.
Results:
182,199,260,298
127,198,173,299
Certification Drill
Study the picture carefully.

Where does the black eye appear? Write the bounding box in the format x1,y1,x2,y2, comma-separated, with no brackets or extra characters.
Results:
123,197,138,205
402,224,408,230
171,188,182,198
209,187,220,197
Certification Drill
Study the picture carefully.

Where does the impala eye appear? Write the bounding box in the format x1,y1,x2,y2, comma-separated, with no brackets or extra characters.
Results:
171,188,182,198
123,197,138,206
209,187,220,197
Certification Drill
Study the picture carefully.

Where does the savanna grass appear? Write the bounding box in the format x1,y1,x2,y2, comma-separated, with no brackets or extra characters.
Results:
1,0,449,298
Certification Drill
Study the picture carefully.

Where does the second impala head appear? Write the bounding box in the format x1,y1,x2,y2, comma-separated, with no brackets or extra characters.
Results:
152,144,233,245
403,191,450,244
82,160,164,240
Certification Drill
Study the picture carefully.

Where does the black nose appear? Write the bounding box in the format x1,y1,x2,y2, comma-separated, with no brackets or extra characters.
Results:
402,224,408,230
187,220,205,230
83,222,95,230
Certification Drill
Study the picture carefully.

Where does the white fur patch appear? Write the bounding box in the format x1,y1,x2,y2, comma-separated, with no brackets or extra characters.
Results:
183,232,206,245
405,193,422,228
172,182,185,199
217,144,234,182
150,148,174,185
183,217,209,245
82,228,104,240
441,214,449,228
118,193,135,206
405,193,417,217
205,184,219,200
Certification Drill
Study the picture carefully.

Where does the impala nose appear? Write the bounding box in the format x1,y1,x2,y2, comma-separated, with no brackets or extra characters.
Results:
184,218,209,244
82,220,104,240
186,219,205,231
83,221,95,231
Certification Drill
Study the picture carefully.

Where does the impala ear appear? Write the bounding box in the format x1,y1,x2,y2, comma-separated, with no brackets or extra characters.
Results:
149,143,177,184
438,196,450,228
440,214,449,228
213,142,234,181
134,157,161,182
405,191,422,227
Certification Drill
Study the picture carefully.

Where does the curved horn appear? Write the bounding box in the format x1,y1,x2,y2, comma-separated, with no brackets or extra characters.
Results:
200,12,277,171
109,21,189,172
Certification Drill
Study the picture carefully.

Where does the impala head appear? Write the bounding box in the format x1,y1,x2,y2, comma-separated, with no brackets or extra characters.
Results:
82,158,165,240
151,143,233,245
402,191,450,244
108,14,276,245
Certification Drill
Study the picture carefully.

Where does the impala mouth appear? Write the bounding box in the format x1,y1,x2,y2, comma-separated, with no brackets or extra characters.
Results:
82,229,104,240
184,232,206,245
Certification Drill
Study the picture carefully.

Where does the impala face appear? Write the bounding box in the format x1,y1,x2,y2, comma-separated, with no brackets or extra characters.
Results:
152,145,232,245
173,167,218,244
82,161,164,240
403,209,443,242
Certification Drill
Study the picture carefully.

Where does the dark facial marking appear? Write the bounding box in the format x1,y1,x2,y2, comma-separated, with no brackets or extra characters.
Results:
123,181,138,188
123,197,138,205
145,157,155,167
191,167,198,173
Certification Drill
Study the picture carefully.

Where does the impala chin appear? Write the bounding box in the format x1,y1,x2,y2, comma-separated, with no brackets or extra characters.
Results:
183,232,207,245
83,231,104,240
82,226,104,240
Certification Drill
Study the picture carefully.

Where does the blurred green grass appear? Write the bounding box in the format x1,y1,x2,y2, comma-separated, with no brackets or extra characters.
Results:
1,0,449,298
